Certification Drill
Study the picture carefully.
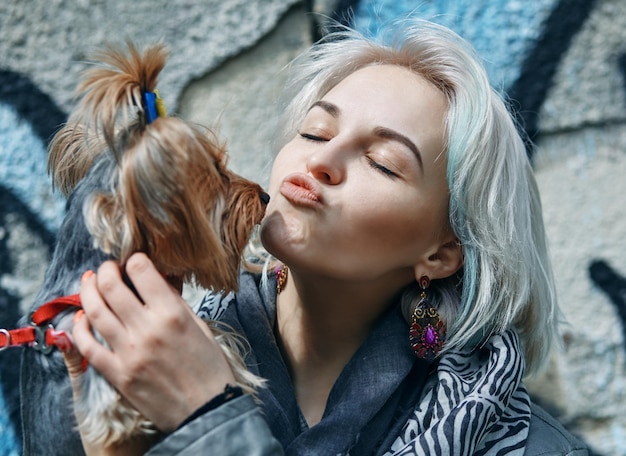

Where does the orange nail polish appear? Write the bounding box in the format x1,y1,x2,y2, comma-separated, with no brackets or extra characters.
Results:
81,270,94,282
73,309,84,324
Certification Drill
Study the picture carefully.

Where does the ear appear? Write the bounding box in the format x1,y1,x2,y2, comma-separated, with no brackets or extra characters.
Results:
414,236,463,281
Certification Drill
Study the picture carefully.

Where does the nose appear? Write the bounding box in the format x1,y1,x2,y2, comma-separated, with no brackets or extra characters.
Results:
306,141,345,185
259,192,270,205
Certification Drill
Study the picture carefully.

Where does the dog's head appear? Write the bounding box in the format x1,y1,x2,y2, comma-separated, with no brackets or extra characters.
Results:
48,42,267,292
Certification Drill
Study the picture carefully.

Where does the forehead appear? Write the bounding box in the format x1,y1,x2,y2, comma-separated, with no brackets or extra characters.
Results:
323,63,446,119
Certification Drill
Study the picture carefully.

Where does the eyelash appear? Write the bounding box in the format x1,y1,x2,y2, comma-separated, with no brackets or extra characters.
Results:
298,131,398,178
366,157,397,178
298,131,327,142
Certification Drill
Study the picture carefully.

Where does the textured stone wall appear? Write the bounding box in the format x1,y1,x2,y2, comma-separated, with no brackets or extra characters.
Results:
1,0,624,454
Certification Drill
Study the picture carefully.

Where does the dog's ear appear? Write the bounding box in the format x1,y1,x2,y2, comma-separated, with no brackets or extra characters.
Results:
131,121,235,289
220,175,268,292
85,119,235,289
48,123,107,196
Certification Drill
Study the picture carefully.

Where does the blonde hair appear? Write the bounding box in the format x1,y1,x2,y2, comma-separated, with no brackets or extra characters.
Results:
260,19,559,374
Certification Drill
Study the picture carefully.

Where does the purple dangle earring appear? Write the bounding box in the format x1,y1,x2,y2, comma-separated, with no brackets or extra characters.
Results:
409,276,446,361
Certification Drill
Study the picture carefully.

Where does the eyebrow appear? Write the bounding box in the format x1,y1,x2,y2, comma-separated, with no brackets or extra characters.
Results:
309,100,340,117
308,100,424,171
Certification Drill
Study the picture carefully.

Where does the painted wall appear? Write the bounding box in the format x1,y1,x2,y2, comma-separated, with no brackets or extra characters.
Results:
1,0,624,454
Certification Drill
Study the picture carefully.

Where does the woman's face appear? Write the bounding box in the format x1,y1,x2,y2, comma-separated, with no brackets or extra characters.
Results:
261,64,451,285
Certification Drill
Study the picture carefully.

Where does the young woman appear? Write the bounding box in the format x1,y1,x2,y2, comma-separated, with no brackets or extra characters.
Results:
65,19,588,455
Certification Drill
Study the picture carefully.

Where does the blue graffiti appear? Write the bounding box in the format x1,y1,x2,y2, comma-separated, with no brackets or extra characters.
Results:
0,103,65,232
352,0,557,89
0,390,19,456
0,70,68,454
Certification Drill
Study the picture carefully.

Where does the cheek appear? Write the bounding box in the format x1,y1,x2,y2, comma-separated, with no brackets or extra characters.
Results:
343,195,441,253
266,164,283,197
266,144,297,195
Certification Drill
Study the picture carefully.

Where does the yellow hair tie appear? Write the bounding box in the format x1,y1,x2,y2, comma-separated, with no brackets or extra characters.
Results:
154,89,167,118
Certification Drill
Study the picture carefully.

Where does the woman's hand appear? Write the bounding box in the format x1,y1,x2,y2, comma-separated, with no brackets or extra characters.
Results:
72,252,237,433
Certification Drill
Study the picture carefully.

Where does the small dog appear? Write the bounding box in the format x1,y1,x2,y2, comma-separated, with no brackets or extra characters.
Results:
20,42,267,454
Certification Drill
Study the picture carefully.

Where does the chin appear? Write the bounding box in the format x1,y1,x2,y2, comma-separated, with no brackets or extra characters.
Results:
260,209,313,262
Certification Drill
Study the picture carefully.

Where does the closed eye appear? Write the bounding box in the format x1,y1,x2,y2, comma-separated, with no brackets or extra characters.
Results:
298,131,328,142
366,157,398,178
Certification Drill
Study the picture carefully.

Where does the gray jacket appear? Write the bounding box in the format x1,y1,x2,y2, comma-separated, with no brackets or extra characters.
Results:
147,395,588,455
147,270,589,456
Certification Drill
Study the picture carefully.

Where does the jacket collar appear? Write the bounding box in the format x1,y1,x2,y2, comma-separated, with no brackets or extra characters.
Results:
222,271,419,455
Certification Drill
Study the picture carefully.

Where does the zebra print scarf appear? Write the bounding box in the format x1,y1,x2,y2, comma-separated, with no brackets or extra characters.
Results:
384,330,530,455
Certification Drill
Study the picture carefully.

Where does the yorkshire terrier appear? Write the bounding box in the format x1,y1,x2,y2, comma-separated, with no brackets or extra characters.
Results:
20,42,267,454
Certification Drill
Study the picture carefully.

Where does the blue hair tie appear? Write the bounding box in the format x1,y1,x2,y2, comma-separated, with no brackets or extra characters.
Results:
142,89,167,124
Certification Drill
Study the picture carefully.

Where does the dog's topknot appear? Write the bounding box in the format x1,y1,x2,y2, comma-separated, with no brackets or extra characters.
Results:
48,42,169,196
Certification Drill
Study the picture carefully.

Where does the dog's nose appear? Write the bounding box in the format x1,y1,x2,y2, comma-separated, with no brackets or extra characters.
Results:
260,192,270,205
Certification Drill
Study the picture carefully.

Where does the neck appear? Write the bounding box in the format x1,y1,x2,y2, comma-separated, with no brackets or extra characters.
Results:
274,266,410,426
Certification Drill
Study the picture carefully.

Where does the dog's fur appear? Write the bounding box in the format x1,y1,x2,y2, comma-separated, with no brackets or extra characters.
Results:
20,42,267,454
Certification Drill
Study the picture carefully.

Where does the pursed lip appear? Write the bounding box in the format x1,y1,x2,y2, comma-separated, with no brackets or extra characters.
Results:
279,173,323,208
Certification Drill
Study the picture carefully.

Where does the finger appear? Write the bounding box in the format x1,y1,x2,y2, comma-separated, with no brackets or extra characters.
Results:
62,325,85,382
79,268,128,348
124,253,180,311
71,308,119,377
94,260,144,325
